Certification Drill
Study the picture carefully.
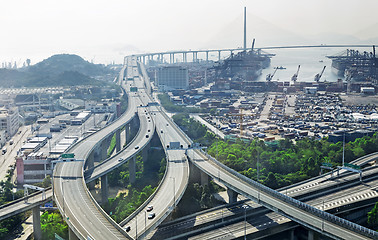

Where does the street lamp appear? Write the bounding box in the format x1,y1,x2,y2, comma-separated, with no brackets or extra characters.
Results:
170,177,176,207
322,199,325,231
144,211,147,233
135,215,138,240
242,204,249,240
61,180,67,218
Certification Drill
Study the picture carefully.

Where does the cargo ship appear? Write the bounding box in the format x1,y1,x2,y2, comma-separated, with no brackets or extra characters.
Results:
214,49,274,81
327,48,377,81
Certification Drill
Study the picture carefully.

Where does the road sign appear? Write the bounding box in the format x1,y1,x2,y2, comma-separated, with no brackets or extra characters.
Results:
344,163,360,170
322,162,333,167
61,153,75,159
44,202,53,208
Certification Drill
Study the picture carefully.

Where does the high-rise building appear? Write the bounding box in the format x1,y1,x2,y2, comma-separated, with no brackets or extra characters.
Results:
157,66,189,91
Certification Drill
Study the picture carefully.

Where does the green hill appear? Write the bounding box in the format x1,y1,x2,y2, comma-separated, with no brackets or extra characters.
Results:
29,54,112,77
0,54,115,87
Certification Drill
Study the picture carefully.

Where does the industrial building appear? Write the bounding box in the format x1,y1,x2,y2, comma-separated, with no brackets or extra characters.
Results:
16,152,53,184
157,66,189,91
0,107,19,146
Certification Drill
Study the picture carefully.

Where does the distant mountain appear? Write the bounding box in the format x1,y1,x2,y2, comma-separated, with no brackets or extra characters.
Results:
0,54,114,87
0,69,29,88
29,54,112,77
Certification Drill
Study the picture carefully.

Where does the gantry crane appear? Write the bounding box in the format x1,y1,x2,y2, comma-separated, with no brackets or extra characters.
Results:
345,69,355,94
266,68,278,81
291,65,300,82
314,66,326,82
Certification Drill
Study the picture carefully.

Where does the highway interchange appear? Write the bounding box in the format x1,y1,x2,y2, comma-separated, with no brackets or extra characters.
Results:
1,56,378,240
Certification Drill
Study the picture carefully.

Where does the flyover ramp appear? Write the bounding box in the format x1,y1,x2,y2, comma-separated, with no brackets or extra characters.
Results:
149,168,378,239
119,106,191,239
85,105,154,182
0,188,52,221
188,149,376,240
53,67,138,240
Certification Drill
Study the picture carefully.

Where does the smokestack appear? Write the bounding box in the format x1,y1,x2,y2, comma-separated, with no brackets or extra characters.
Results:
244,7,247,50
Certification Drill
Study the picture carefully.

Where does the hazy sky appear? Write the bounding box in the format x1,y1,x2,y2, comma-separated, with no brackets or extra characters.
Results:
1,0,377,65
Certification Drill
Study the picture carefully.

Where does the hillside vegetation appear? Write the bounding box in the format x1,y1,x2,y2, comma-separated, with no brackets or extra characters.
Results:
0,54,115,87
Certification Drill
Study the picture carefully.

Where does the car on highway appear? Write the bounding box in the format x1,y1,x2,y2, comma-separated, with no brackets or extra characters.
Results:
146,135,149,138
118,158,124,162
146,205,153,212
148,213,155,219
135,145,139,149
125,226,131,232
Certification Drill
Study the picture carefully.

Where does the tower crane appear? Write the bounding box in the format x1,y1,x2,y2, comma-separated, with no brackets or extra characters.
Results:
266,68,278,81
291,65,300,82
230,108,245,137
314,66,326,82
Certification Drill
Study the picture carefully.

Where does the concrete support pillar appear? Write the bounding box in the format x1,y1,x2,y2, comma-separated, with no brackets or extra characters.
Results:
142,145,149,162
143,56,145,65
101,174,109,204
125,124,130,145
218,51,221,61
227,187,238,204
33,206,42,240
192,52,198,62
183,53,186,63
200,171,210,186
116,129,121,153
308,229,319,240
69,228,79,240
189,160,201,184
87,152,96,190
129,156,136,183
290,229,295,240
101,140,108,160
206,51,209,62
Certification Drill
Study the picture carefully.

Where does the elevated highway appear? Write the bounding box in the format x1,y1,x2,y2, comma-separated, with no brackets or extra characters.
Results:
52,63,140,240
186,149,377,239
0,188,52,222
149,163,378,239
85,105,154,183
118,99,192,238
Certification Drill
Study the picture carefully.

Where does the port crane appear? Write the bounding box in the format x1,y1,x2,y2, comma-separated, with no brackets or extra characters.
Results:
314,66,326,82
291,65,300,82
345,69,355,94
266,68,278,81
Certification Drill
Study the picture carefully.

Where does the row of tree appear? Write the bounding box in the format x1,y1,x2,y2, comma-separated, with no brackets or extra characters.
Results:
105,147,166,222
172,113,378,226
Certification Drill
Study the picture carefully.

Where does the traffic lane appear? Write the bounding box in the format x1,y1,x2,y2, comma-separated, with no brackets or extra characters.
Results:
191,151,370,240
69,96,139,160
86,107,154,181
56,157,128,239
125,149,188,238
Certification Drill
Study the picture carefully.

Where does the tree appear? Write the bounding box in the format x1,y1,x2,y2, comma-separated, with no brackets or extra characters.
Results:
40,211,68,240
368,202,378,228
